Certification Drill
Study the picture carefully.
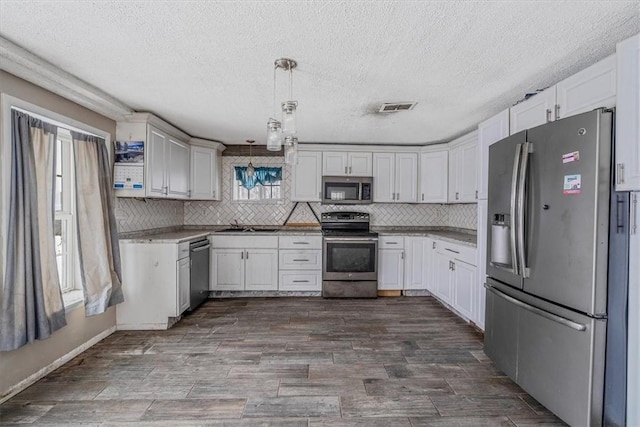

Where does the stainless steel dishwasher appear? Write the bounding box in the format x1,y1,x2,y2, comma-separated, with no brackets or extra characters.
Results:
189,238,210,310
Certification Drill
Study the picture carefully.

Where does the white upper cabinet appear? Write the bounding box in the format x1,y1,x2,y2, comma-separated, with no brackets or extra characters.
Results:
448,132,478,203
616,33,640,191
477,109,509,200
373,152,418,203
419,150,448,203
510,86,557,134
167,137,190,198
189,141,224,200
323,151,372,176
291,151,322,201
116,113,193,200
556,54,616,119
147,127,168,197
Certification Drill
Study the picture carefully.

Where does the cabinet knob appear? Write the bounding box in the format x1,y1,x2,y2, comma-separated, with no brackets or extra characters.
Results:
422,193,424,201
455,192,459,200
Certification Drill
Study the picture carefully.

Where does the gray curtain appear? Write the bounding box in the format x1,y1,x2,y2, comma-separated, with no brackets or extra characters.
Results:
71,131,123,316
1,110,66,351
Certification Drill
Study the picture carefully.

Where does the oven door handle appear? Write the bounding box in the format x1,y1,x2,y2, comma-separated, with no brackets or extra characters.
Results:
323,237,379,242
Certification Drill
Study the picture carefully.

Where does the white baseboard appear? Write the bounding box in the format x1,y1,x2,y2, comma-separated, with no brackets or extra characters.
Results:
0,326,116,404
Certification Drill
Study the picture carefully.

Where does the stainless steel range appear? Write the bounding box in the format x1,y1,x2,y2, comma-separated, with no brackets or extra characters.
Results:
321,211,378,298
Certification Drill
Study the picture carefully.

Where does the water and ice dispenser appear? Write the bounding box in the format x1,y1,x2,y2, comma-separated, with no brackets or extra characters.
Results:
490,214,512,267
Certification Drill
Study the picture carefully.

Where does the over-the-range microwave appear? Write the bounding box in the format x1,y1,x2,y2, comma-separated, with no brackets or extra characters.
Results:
321,176,373,205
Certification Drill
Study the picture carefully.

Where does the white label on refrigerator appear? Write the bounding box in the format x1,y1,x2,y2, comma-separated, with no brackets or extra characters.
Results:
562,151,579,163
563,174,581,195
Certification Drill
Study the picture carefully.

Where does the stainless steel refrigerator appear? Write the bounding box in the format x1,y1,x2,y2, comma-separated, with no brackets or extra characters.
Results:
484,109,629,427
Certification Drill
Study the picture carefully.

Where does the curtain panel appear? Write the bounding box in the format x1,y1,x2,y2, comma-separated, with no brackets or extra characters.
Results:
234,166,282,190
1,110,66,351
71,132,124,316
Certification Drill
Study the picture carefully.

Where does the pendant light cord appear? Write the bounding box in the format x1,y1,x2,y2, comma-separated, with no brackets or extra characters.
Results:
273,64,277,117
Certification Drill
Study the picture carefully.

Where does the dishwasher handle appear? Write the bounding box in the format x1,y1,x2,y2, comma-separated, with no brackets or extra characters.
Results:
191,244,211,253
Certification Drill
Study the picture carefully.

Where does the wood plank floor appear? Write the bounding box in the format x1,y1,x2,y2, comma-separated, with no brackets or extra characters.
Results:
0,297,566,426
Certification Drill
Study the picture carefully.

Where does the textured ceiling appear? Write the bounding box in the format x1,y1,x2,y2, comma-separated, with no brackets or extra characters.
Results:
0,1,638,145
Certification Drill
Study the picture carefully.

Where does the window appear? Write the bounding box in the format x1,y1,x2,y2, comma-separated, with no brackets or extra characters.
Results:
232,165,283,202
54,128,78,294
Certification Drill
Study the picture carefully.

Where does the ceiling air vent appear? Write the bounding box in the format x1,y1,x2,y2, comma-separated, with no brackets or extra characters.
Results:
379,102,417,113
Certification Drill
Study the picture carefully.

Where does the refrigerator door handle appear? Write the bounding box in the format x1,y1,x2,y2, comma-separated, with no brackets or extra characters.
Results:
485,284,587,332
517,142,531,278
510,144,522,275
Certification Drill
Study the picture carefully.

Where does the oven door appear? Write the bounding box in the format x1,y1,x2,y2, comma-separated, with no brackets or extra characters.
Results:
323,237,378,281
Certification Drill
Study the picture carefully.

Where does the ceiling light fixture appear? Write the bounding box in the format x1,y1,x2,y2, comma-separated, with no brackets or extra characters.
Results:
246,139,255,177
266,58,298,164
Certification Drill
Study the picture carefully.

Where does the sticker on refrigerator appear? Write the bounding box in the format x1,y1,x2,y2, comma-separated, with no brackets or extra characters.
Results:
563,174,581,194
562,151,580,163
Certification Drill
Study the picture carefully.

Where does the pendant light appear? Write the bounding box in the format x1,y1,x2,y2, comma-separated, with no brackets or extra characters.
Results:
246,140,255,177
284,135,298,165
266,58,298,151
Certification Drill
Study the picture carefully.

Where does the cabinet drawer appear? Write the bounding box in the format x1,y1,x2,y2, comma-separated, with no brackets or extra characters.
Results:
379,235,404,248
279,271,322,291
435,240,476,265
210,235,278,249
178,242,190,260
279,250,322,270
279,235,322,249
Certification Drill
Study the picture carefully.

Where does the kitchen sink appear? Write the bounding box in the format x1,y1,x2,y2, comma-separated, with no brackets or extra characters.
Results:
217,228,280,233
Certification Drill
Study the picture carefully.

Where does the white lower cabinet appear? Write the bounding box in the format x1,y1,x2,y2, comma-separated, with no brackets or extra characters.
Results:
210,235,278,291
404,237,433,290
278,235,322,291
378,236,405,290
117,241,192,330
432,239,477,322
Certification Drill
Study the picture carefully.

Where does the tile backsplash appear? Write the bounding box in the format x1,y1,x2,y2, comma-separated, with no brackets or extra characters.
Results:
115,197,184,233
116,155,477,233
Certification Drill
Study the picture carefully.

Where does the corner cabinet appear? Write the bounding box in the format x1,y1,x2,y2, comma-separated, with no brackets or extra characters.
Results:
616,34,640,191
447,132,478,203
404,236,434,290
189,139,225,200
115,113,191,199
373,152,419,203
419,150,448,203
291,151,322,201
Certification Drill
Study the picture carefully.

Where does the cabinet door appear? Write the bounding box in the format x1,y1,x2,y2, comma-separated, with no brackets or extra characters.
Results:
291,151,322,201
509,86,556,134
378,249,404,290
475,200,488,330
245,249,278,291
211,249,244,290
448,146,460,202
457,141,478,202
452,259,476,321
167,137,190,198
323,152,348,176
190,146,215,200
373,153,395,202
147,127,167,197
395,152,419,203
434,251,453,304
477,109,509,200
348,152,373,175
615,34,640,191
405,237,428,290
177,257,190,315
419,150,448,203
556,54,616,120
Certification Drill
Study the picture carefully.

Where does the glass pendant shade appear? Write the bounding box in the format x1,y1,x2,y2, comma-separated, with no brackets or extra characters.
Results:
284,136,298,165
266,118,282,151
247,162,255,177
281,101,297,136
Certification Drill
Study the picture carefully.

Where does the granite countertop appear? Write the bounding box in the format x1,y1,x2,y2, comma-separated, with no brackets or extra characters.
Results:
373,227,477,247
119,226,475,246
